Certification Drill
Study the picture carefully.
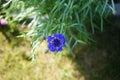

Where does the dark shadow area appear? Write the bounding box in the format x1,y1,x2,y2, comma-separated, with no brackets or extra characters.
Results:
114,0,120,3
72,11,120,80
0,24,27,48
0,25,20,42
0,25,11,41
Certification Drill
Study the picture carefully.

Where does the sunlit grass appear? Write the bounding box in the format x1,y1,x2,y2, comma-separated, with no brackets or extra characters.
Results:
0,32,84,80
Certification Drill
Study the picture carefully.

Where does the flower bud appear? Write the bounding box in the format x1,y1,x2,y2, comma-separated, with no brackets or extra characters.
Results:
0,19,8,26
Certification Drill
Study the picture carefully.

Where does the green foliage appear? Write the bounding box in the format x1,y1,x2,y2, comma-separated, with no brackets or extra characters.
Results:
0,0,21,42
1,0,115,55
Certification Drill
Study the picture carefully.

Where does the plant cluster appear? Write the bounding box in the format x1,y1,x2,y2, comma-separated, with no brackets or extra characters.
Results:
0,0,115,59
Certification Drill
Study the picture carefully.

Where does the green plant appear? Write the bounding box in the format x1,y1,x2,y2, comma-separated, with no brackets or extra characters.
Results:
1,0,115,59
0,0,21,42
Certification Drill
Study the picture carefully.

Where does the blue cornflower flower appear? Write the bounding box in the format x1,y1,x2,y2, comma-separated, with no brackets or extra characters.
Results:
47,33,66,52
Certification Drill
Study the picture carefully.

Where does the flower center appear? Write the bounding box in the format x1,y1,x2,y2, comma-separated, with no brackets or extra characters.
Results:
52,38,61,47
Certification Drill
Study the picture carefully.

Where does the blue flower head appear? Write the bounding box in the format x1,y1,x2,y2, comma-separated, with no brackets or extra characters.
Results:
47,33,66,52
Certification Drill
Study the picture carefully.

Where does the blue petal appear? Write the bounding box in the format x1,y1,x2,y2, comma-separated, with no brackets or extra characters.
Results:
47,36,53,43
48,44,56,52
53,33,59,38
58,34,66,45
57,47,63,52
